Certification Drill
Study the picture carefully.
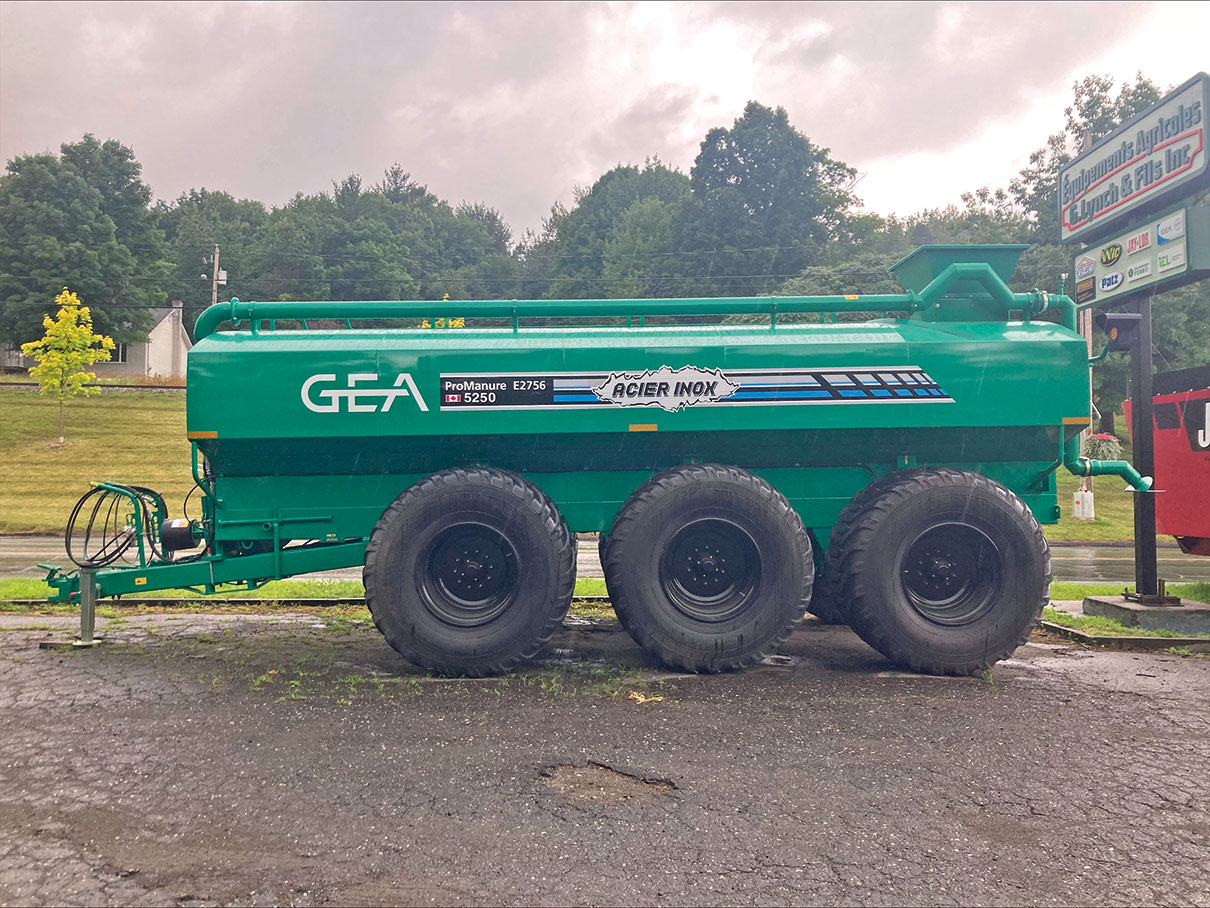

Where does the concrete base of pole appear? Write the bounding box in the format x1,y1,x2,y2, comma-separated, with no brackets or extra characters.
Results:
1084,595,1210,636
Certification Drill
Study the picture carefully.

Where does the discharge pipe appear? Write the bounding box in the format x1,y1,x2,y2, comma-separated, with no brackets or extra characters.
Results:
1062,433,1153,491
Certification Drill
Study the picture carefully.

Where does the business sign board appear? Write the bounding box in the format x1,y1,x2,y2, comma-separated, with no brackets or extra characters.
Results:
1074,209,1190,305
1059,72,1209,245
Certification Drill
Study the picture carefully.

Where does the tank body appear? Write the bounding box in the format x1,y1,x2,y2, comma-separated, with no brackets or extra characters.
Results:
187,318,1088,547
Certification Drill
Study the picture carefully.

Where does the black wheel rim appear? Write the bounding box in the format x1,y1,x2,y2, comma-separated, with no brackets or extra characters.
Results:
659,518,762,623
418,522,519,627
900,522,1001,626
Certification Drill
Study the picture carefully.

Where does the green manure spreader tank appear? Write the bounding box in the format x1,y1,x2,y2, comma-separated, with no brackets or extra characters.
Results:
46,245,1151,676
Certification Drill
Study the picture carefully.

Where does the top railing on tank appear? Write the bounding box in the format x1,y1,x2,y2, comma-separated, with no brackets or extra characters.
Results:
193,255,1073,339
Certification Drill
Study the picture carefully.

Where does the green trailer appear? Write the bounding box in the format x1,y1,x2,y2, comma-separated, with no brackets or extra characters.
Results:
45,245,1149,676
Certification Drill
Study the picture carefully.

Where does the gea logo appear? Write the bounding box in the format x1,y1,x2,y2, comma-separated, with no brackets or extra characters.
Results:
1099,272,1123,291
302,373,429,413
1100,244,1122,267
1156,211,1185,243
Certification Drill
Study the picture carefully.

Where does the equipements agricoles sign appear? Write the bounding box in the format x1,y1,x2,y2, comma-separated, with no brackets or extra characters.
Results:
1059,73,1208,245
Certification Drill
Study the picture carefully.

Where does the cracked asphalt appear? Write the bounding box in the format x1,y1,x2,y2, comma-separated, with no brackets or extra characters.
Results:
1,613,1208,907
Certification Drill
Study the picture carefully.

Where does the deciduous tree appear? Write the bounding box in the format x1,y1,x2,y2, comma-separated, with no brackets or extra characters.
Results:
20,289,114,445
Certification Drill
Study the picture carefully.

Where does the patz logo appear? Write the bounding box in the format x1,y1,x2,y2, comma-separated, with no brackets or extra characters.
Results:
302,373,429,413
592,365,739,412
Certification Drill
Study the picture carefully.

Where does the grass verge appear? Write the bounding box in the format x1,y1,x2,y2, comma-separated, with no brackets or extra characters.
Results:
1041,607,1210,639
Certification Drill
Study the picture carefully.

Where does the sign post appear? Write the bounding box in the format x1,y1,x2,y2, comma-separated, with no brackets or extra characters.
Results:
1131,292,1158,596
1058,72,1210,601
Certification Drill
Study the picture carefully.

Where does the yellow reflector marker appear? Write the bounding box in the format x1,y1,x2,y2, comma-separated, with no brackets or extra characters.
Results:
135,577,147,586
1062,417,1092,425
844,294,859,300
187,431,218,439
629,424,658,432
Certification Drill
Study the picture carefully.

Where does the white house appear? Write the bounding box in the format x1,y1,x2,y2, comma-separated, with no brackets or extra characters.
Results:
2,300,192,380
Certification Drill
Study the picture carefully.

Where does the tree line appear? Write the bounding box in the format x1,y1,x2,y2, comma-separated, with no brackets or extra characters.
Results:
1,75,1205,428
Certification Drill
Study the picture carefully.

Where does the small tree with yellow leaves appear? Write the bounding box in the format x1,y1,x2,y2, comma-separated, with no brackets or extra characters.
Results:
20,289,115,445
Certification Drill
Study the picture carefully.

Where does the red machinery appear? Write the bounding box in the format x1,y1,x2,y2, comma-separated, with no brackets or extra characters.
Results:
1126,366,1210,555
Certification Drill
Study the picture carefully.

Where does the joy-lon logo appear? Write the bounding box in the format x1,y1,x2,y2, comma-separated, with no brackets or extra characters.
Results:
1126,230,1151,256
592,365,739,412
302,373,429,413
1100,244,1123,267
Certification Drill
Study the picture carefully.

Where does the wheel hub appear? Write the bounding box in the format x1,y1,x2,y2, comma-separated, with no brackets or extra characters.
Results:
659,519,761,623
900,523,1001,626
419,523,519,627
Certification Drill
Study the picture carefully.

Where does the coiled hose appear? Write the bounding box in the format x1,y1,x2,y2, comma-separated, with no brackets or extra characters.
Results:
65,484,203,568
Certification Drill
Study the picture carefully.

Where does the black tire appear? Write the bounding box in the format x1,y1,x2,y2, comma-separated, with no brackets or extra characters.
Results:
837,468,1050,675
602,464,813,672
805,569,847,624
363,467,576,676
807,469,933,625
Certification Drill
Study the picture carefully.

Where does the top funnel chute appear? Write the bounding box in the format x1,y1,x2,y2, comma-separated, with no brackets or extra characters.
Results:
890,245,1029,295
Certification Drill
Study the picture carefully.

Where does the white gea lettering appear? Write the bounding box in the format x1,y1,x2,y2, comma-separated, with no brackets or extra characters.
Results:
301,373,429,413
1200,402,1209,449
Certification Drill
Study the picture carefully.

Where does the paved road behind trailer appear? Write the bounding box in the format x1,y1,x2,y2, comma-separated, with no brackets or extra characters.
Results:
1,615,1208,907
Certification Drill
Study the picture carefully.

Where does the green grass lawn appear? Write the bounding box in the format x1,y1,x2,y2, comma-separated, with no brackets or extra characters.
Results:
0,387,194,533
0,385,1143,541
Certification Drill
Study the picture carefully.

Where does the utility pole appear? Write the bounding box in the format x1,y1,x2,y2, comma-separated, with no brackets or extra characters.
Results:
1131,291,1158,597
210,245,221,308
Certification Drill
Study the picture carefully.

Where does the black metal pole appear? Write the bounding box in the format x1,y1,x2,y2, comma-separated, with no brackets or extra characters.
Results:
1132,293,1158,596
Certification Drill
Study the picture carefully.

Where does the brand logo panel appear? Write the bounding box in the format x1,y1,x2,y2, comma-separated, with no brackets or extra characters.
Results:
438,368,955,410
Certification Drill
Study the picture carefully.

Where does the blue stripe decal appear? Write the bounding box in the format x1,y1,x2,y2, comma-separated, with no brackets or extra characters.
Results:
731,390,833,400
739,380,821,388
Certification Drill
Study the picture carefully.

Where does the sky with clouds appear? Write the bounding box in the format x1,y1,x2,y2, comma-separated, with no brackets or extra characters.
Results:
2,1,1208,237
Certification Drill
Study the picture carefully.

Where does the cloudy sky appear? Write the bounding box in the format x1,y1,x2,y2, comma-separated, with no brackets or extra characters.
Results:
2,1,1208,236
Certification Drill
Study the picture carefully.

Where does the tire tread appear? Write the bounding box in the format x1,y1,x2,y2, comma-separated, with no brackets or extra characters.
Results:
363,467,576,676
603,463,812,673
838,468,1050,675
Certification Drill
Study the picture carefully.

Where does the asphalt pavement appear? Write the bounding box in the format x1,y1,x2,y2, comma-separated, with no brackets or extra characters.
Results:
1,612,1207,906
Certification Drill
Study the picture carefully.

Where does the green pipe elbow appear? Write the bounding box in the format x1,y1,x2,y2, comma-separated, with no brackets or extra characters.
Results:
194,298,246,339
1063,435,1153,491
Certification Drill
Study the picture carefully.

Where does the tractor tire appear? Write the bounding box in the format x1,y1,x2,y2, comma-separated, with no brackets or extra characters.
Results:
807,469,933,625
364,467,576,676
804,569,847,625
836,468,1050,675
602,464,813,673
